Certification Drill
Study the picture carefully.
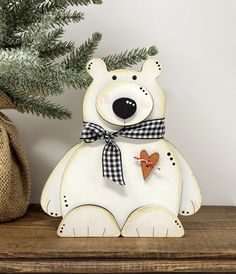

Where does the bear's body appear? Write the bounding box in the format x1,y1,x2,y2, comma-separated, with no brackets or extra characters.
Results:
61,138,181,228
41,58,201,237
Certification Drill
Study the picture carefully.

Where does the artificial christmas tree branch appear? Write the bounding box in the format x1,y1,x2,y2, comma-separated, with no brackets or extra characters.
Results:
0,0,158,119
5,90,72,120
104,46,158,71
64,32,102,72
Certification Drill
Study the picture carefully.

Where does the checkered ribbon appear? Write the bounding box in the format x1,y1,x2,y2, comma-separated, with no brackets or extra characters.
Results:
80,118,165,185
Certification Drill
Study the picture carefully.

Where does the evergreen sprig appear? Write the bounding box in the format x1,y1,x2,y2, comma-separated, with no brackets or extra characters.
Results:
64,32,102,72
0,0,158,119
104,46,158,71
5,90,72,119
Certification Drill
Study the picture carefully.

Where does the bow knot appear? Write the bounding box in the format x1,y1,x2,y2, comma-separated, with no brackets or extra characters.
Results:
103,131,117,142
81,118,165,185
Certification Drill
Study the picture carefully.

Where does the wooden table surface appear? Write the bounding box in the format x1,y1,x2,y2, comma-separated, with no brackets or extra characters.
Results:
0,205,235,273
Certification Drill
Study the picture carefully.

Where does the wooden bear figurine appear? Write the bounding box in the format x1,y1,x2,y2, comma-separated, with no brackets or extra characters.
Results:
41,58,201,237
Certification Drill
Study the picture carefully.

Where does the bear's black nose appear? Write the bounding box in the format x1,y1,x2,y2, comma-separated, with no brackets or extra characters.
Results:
112,97,137,120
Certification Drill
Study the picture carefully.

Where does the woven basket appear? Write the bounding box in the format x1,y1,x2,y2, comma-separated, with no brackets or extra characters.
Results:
0,91,30,222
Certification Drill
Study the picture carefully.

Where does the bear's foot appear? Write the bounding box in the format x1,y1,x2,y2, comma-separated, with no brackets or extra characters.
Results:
43,199,61,217
179,200,200,216
121,206,184,237
57,205,120,237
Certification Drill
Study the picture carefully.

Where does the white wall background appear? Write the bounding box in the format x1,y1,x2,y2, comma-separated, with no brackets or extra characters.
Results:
3,0,236,205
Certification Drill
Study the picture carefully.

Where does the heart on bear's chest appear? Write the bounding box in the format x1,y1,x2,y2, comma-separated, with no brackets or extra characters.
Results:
135,150,160,180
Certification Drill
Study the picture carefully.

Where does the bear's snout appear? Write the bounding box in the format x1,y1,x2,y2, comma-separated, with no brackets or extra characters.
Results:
112,97,137,120
96,82,154,126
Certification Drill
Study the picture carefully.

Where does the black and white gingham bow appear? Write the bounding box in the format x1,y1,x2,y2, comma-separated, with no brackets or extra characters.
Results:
80,118,165,185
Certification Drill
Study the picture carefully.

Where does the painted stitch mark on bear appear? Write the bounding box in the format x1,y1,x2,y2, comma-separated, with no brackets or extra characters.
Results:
59,224,65,234
139,86,148,95
136,228,140,237
155,61,162,71
167,152,176,166
87,62,93,70
165,228,169,237
174,220,182,228
191,201,196,213
87,226,90,237
102,228,106,237
46,200,50,213
46,200,58,216
63,195,69,208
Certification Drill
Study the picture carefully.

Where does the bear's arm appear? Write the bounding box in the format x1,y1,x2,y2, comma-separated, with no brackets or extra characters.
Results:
40,143,83,217
165,140,202,216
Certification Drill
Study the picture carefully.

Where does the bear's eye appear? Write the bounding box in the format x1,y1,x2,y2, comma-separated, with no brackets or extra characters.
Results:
112,75,117,80
132,75,137,80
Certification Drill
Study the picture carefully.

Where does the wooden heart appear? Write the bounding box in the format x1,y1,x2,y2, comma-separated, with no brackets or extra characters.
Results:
140,150,159,180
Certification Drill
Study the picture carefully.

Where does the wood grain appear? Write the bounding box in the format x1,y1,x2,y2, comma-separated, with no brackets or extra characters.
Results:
0,205,235,273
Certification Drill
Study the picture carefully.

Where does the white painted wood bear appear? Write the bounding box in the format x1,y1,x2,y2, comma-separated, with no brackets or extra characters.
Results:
41,58,201,237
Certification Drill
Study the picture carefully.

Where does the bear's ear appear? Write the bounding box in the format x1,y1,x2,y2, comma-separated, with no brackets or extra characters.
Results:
86,58,107,79
141,59,163,79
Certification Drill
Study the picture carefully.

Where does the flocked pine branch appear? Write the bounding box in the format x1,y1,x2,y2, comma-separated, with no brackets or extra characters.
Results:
64,32,102,72
0,48,40,68
38,28,74,60
0,50,65,96
70,0,103,5
40,40,74,60
21,11,83,50
0,0,158,119
104,46,158,71
39,0,102,11
54,10,84,26
5,90,72,120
